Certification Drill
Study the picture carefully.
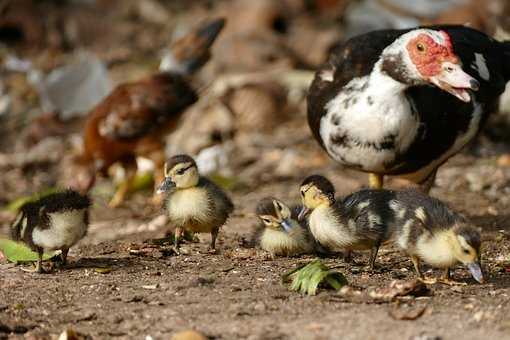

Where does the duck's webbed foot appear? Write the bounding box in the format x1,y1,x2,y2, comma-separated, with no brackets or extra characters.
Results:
21,254,45,274
368,173,384,189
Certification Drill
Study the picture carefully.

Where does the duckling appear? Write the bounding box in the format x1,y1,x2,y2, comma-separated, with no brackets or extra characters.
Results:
300,178,484,283
298,175,392,268
253,197,315,258
389,189,483,284
10,190,91,273
156,154,233,253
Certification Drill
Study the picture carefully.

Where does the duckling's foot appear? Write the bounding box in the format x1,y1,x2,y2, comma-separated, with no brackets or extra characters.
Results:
21,261,45,274
171,246,181,256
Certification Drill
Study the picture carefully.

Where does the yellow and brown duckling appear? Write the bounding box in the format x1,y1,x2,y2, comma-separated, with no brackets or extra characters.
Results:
298,175,391,269
388,189,483,284
156,154,234,253
254,197,315,258
10,190,91,273
299,174,484,283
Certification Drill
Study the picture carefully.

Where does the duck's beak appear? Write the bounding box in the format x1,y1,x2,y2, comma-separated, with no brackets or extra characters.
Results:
297,207,310,221
467,261,484,284
429,62,479,103
156,177,176,194
280,219,293,232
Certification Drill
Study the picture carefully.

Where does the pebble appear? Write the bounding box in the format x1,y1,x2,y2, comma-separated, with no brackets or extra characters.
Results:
171,330,208,340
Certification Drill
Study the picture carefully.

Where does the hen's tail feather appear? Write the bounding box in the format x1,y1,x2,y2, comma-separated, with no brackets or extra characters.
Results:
502,41,510,81
166,18,226,75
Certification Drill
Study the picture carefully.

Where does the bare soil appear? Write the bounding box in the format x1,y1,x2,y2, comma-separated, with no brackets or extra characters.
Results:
2,155,510,340
2,1,510,339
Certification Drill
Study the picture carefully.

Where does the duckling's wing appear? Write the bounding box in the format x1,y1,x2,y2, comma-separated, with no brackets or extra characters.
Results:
10,201,41,250
339,190,397,242
395,189,459,233
200,177,234,217
247,223,266,248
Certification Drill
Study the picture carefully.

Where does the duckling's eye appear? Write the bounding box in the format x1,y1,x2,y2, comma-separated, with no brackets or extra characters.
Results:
463,249,470,255
176,168,186,175
416,43,426,53
300,190,305,197
262,218,272,224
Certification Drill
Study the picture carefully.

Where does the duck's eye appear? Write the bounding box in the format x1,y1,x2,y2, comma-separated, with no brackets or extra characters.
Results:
416,43,426,53
176,168,186,175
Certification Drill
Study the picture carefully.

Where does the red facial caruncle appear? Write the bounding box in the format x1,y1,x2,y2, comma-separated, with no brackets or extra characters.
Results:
406,31,459,77
405,30,479,103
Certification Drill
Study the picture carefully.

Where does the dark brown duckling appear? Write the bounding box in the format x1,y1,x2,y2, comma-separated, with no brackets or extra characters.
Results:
10,190,91,273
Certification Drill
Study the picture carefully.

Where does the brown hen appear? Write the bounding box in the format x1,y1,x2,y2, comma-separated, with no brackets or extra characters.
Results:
77,18,225,207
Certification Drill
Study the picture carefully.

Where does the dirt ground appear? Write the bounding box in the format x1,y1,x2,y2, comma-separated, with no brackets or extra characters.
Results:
2,1,510,339
2,153,510,340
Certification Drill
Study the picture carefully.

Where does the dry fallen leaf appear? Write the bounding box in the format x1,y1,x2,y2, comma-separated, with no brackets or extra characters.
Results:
369,279,429,301
389,302,429,321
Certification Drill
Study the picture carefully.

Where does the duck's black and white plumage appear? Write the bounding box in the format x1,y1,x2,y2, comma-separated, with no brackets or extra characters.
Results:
308,25,510,189
253,197,316,258
10,190,91,273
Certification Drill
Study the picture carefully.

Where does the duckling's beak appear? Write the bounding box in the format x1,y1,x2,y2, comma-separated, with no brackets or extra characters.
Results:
297,207,310,221
156,177,176,194
280,219,293,232
467,262,484,283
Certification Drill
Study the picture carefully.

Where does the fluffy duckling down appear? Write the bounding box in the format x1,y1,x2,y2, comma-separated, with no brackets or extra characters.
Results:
157,154,234,252
299,174,483,283
10,190,91,273
298,175,392,269
254,197,315,258
389,189,483,284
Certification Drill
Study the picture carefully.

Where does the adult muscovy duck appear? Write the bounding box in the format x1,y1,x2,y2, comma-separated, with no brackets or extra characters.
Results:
308,25,510,191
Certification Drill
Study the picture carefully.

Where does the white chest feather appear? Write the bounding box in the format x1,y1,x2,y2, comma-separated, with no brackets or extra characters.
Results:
320,70,419,172
309,206,356,251
415,232,457,268
260,228,308,256
167,188,213,231
32,209,88,251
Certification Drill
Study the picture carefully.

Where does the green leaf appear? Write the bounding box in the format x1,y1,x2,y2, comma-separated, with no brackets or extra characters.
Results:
0,238,56,263
282,259,348,296
128,172,154,193
208,174,240,191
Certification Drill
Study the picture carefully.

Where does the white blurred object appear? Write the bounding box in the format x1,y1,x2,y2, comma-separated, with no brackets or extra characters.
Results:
345,0,468,37
500,82,510,114
4,55,32,73
29,52,112,120
383,0,467,17
0,81,10,116
495,25,510,114
195,144,231,175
